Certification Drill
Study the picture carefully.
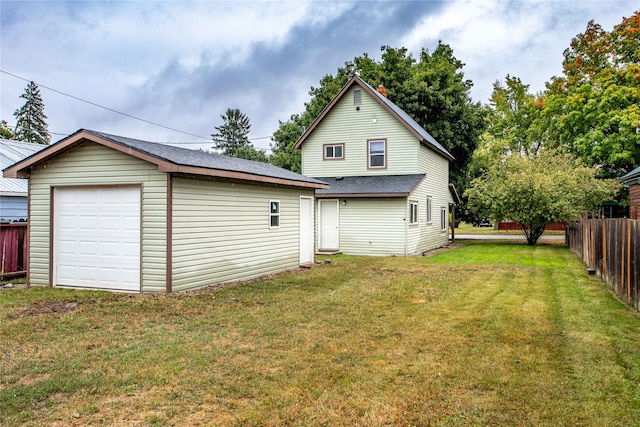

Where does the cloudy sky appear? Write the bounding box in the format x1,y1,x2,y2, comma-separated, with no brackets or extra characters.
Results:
1,1,637,151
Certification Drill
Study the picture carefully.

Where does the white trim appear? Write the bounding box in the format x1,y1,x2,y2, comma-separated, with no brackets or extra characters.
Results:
269,200,280,229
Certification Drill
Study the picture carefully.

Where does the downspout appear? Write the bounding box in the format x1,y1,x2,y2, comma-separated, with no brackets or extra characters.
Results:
165,174,173,293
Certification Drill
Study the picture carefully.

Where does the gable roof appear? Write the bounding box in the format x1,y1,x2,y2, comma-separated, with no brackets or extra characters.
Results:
0,138,47,196
314,174,426,198
294,75,454,161
2,129,329,190
621,166,640,186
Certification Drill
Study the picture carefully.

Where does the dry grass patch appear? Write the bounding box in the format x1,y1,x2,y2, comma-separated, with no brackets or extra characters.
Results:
2,243,640,425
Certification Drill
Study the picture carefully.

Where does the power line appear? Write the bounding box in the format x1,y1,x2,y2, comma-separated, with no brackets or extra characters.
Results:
1,69,305,145
1,69,210,140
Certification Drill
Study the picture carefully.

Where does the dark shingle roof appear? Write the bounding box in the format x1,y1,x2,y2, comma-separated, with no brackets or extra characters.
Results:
83,130,326,186
315,174,426,197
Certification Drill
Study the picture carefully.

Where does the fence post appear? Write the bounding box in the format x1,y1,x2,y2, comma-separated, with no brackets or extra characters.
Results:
628,218,632,300
602,220,607,280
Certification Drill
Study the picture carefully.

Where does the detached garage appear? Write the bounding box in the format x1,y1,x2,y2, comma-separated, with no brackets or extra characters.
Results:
3,129,328,293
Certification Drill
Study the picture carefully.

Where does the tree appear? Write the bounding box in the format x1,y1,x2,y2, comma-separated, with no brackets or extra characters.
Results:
13,81,50,145
211,108,252,157
235,145,269,163
542,11,640,178
270,44,486,191
0,120,15,139
464,150,621,245
487,75,545,156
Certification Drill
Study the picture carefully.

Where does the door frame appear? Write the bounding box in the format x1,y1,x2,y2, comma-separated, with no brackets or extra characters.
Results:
318,198,339,251
299,196,314,264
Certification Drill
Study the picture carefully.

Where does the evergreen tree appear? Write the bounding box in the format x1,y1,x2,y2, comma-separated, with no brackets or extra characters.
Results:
211,108,252,157
13,81,50,145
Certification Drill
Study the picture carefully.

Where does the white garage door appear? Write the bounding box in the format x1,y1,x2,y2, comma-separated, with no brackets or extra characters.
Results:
54,186,141,291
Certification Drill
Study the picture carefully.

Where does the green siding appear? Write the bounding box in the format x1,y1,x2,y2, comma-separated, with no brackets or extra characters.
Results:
302,86,420,177
330,198,407,256
28,142,167,292
171,176,314,292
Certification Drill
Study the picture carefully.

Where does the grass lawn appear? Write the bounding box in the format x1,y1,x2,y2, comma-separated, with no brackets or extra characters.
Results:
2,242,640,426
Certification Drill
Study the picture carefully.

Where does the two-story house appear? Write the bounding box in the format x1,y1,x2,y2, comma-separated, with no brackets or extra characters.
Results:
294,75,459,256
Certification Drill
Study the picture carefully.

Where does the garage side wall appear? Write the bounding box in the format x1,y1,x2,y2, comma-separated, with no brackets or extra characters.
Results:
171,177,313,292
28,142,167,292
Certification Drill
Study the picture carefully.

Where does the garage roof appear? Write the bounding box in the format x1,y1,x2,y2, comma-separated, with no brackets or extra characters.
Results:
3,129,329,190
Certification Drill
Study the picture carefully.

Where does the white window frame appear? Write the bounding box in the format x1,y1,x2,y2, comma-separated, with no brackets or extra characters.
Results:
368,139,386,169
269,200,280,229
409,200,419,225
440,207,447,232
426,196,433,224
324,144,344,160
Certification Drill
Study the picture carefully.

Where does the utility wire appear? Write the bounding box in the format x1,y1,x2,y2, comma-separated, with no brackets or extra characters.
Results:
1,69,304,146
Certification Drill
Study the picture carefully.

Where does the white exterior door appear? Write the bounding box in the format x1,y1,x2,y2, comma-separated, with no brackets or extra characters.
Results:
54,186,141,291
318,199,339,251
299,197,314,264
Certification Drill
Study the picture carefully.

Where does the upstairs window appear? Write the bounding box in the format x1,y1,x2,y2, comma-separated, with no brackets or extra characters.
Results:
324,144,344,160
368,139,386,169
354,89,362,105
269,200,280,228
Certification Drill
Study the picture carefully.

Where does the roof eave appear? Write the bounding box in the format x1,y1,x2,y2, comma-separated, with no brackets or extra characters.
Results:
4,129,329,190
315,192,409,198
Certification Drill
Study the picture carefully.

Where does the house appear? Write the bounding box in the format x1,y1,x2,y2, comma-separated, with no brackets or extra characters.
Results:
294,75,459,256
2,129,328,292
621,166,640,219
0,138,46,222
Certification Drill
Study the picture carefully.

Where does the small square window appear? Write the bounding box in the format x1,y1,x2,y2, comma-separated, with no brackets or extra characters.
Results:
270,200,280,228
324,144,344,160
409,201,419,225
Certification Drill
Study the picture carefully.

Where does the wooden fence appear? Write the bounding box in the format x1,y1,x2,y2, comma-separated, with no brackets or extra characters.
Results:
0,222,28,279
567,218,640,309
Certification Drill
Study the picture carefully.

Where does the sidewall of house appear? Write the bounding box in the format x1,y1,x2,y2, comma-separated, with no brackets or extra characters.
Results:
325,197,406,256
171,176,313,292
406,145,451,254
28,142,167,292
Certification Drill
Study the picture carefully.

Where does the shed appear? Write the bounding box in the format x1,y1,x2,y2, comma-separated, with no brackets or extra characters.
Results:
3,129,328,292
621,166,640,219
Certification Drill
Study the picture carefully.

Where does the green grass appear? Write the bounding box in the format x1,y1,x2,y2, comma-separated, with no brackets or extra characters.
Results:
2,243,640,426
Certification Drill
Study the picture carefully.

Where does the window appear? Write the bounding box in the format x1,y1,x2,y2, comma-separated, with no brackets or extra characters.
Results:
440,207,447,231
368,139,386,169
324,144,344,160
409,201,419,225
269,200,280,228
354,89,361,105
426,196,433,223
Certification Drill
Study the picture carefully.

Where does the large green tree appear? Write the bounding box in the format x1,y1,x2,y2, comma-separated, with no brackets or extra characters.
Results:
271,44,486,189
542,11,640,178
465,150,621,245
13,81,50,145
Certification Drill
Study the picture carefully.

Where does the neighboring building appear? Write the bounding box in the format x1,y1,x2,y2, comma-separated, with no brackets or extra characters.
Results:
0,138,46,222
621,166,640,219
294,75,459,256
3,129,328,292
